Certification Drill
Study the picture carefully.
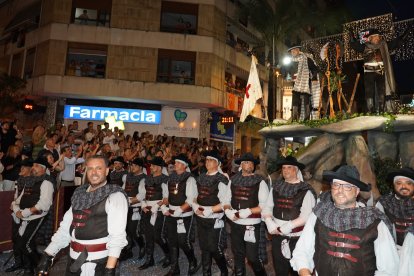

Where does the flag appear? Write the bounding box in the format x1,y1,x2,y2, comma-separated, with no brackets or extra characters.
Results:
240,55,263,122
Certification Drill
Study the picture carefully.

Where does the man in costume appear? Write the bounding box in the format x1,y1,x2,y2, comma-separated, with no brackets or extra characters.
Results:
224,152,269,276
119,157,147,261
376,167,414,247
288,45,320,121
291,165,399,276
161,154,199,276
108,156,127,186
263,156,316,276
37,155,128,275
350,28,409,113
139,156,170,270
8,157,54,275
192,151,229,276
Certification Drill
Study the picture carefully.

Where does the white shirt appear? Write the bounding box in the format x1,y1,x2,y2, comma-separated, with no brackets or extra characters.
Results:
290,212,400,276
398,232,414,276
224,179,269,225
263,188,316,236
61,157,84,181
45,191,128,259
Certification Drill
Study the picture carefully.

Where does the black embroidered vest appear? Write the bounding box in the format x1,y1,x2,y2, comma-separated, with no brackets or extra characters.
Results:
196,173,228,206
273,189,309,220
145,174,168,201
314,218,379,276
20,179,43,209
70,198,108,240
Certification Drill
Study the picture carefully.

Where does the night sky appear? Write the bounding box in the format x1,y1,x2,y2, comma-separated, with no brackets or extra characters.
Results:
345,0,414,21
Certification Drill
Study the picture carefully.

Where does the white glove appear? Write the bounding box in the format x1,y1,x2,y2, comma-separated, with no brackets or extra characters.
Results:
21,208,32,218
174,207,183,217
225,209,237,220
265,217,277,233
192,202,200,212
151,204,160,214
160,205,169,215
238,208,252,219
279,221,294,235
202,207,213,217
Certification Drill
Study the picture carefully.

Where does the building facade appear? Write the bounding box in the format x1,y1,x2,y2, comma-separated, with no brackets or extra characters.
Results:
0,0,268,153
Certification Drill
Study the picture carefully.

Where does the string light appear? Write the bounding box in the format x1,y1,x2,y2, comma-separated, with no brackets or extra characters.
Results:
301,14,413,67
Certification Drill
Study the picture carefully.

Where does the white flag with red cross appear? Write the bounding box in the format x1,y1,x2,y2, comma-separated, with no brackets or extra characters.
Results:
240,55,263,122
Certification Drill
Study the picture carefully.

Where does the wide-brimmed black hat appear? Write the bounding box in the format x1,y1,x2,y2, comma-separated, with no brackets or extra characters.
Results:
364,28,381,38
148,156,166,167
19,158,34,167
174,154,191,167
323,165,371,192
386,167,414,183
287,45,302,52
33,156,52,169
112,156,125,164
276,156,305,170
235,152,259,165
203,150,222,164
131,157,144,167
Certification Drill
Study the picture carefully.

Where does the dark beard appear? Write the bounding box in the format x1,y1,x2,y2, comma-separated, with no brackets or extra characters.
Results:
395,189,414,199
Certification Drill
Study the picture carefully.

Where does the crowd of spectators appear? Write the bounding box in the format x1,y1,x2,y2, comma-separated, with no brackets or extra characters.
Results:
0,119,241,191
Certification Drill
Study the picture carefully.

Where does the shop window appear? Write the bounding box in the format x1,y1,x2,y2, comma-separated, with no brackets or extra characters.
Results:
160,1,198,34
10,52,23,77
71,0,111,27
66,43,107,78
157,49,195,84
23,48,36,80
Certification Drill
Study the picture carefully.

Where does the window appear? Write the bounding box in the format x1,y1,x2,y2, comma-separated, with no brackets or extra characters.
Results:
157,49,196,84
24,48,36,80
160,1,198,34
71,0,111,27
66,43,107,78
10,52,23,77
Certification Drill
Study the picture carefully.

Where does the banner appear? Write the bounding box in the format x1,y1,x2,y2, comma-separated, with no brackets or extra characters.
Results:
210,112,234,142
240,55,263,122
158,107,200,138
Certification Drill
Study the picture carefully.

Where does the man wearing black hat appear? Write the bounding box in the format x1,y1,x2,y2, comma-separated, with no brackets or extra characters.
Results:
350,28,409,113
9,156,54,275
162,153,199,276
291,165,399,276
118,157,147,261
262,156,316,276
376,167,414,247
109,156,127,186
192,151,229,276
5,159,34,273
224,152,269,276
139,156,170,270
288,45,320,121
37,155,128,276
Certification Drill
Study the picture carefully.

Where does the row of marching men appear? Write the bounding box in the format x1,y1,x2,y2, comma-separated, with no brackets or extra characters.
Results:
8,149,413,275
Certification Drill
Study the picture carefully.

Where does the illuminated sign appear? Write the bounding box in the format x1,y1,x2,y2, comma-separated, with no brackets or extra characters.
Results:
220,116,235,125
64,105,161,124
